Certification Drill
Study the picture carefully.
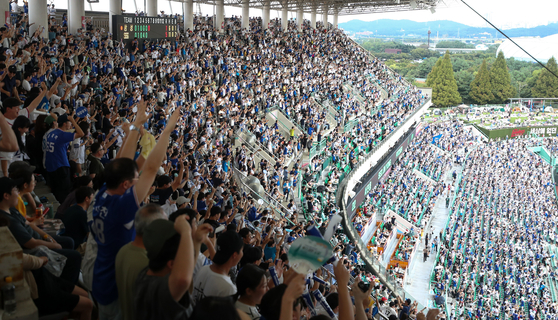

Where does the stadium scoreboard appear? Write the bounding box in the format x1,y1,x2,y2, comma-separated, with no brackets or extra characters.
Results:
112,15,178,42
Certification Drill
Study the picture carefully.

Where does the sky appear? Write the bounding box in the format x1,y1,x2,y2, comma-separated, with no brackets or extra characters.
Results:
51,0,556,30
337,0,557,29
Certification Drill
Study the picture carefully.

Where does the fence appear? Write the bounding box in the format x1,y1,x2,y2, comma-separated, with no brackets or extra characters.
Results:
309,138,328,160
344,118,359,133
473,123,558,140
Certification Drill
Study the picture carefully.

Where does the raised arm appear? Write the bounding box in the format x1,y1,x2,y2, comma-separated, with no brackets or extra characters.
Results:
25,82,49,113
0,113,18,152
118,100,149,160
135,105,182,205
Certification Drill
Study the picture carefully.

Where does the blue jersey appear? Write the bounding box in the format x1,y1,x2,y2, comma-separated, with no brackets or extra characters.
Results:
89,185,140,305
42,129,75,172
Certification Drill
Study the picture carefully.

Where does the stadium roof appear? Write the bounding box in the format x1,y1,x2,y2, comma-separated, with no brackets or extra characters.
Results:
173,0,441,15
497,34,558,63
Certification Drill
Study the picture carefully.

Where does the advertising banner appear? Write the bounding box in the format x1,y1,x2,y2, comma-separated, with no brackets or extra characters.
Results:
474,124,558,140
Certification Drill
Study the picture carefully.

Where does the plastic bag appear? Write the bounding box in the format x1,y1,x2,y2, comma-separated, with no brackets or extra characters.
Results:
27,246,67,277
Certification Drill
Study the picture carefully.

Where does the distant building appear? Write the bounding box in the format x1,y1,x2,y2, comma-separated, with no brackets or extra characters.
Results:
475,44,488,50
385,49,402,54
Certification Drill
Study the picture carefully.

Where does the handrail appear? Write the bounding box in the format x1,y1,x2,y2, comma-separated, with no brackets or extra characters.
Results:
267,106,305,134
232,167,295,225
235,130,280,165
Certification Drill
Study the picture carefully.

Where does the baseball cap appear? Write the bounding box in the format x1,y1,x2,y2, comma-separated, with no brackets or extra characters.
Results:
212,230,244,265
44,116,56,126
176,196,189,206
8,161,36,176
381,297,388,302
143,219,178,260
8,65,16,73
57,114,69,126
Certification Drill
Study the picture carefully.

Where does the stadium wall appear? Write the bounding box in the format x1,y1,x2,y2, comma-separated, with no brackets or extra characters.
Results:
346,126,418,221
473,124,558,139
342,98,432,206
336,97,431,298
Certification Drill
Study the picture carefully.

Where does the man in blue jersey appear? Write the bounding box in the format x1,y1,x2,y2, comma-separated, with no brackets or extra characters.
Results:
43,112,85,202
89,101,182,320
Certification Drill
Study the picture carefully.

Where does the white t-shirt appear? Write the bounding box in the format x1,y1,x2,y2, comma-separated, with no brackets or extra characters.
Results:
69,138,85,164
5,108,31,126
235,301,261,320
192,265,236,303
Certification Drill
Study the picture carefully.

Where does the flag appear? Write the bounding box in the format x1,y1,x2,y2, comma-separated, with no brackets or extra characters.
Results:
432,134,442,144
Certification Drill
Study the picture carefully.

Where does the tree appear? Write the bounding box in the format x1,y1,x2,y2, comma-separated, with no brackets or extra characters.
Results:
469,59,494,105
455,70,474,104
532,57,558,98
426,51,462,107
436,40,475,49
489,51,514,103
426,57,442,87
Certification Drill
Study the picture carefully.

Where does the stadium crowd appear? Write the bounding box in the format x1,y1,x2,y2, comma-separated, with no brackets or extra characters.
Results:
0,5,442,320
365,121,475,229
432,137,558,319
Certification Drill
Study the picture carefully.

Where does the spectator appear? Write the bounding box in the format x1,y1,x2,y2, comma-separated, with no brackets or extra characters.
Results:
42,112,85,202
89,104,181,319
55,175,93,218
193,229,244,302
60,186,94,249
116,204,166,320
87,142,106,190
234,264,268,320
0,176,82,284
134,215,212,320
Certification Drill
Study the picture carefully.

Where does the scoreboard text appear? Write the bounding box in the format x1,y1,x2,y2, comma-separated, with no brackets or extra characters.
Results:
112,15,178,42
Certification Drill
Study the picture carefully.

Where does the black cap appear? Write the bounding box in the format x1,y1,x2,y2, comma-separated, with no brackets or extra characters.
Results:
57,114,70,126
8,65,16,73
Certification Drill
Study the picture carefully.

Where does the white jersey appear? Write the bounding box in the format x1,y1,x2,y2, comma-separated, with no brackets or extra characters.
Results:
69,138,86,164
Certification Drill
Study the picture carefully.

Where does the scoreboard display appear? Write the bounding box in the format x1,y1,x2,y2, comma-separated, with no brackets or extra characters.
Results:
112,15,178,42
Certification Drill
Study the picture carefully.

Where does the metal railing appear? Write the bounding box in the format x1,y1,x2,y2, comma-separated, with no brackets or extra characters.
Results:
232,167,295,225
267,106,305,135
235,130,279,166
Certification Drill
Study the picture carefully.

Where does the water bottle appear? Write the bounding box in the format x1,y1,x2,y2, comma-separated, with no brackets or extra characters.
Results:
2,276,16,315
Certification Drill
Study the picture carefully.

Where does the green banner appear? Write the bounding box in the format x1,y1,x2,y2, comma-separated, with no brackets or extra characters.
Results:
474,124,558,140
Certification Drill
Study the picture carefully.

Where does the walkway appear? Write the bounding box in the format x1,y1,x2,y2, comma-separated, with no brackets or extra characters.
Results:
404,163,463,308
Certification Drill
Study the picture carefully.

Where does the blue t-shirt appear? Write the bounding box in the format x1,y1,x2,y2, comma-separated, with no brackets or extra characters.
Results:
264,244,276,262
42,129,75,172
89,185,140,305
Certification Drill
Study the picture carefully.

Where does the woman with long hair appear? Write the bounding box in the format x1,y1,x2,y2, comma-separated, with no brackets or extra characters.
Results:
234,264,268,320
28,114,50,174
11,115,31,161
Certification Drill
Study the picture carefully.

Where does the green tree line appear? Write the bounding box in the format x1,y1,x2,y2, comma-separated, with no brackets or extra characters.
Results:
359,39,558,105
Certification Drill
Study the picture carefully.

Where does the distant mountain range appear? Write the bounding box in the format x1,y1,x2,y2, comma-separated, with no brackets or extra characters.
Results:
339,19,558,39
